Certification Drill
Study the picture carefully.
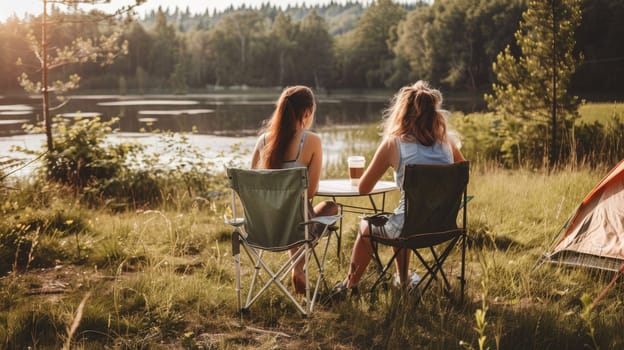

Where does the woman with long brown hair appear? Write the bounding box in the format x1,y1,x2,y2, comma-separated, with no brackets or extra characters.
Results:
335,81,465,294
251,85,337,294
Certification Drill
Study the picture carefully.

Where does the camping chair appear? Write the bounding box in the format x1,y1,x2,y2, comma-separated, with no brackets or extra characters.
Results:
225,167,341,316
366,161,470,303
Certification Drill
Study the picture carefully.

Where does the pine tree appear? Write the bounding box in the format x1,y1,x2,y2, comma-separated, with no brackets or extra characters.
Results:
16,0,142,152
484,0,582,167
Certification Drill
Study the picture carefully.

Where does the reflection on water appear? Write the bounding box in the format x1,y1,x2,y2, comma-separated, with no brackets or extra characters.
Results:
98,100,200,106
0,92,393,137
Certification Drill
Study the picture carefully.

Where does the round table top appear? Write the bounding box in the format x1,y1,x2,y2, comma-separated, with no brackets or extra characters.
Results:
316,179,398,197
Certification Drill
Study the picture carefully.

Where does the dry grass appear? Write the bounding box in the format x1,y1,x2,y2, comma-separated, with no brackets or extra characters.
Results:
2,162,623,349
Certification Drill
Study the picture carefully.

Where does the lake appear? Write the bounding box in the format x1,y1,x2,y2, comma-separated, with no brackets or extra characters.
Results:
0,90,480,176
0,91,396,136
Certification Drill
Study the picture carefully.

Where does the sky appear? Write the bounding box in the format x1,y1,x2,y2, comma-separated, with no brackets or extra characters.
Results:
0,0,361,22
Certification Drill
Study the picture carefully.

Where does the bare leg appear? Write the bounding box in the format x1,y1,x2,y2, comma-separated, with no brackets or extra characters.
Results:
292,200,339,294
344,220,373,288
394,248,410,287
344,220,411,289
313,200,339,217
290,247,306,294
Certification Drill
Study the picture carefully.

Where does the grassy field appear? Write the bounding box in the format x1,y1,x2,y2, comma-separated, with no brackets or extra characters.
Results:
579,102,624,123
1,104,623,349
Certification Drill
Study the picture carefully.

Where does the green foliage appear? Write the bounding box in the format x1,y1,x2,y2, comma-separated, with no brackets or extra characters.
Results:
2,2,624,93
149,8,182,86
297,10,334,89
0,157,24,185
485,0,583,167
394,0,525,91
334,0,406,88
580,293,600,350
81,130,224,209
14,116,225,209
451,112,505,164
207,11,265,86
0,209,90,275
23,117,140,189
572,116,624,166
453,106,624,167
17,28,128,103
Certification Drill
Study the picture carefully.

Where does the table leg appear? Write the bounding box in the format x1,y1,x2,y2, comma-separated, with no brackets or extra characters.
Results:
368,194,378,212
367,192,387,213
332,195,343,263
326,192,389,266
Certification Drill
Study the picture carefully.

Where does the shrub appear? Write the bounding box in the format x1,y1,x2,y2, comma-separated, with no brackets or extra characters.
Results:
451,112,505,164
573,116,624,166
453,112,624,167
41,117,139,188
17,118,227,209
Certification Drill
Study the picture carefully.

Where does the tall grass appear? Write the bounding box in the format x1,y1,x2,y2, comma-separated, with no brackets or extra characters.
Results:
3,162,621,349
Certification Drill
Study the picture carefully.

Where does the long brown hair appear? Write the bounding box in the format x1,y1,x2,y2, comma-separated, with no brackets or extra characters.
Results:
260,86,316,169
383,81,446,146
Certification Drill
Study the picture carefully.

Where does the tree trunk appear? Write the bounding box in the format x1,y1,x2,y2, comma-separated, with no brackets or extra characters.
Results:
549,0,558,169
42,0,53,152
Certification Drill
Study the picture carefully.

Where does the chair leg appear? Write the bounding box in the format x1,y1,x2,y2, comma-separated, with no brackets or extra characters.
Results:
429,246,453,291
232,231,242,314
244,245,309,315
410,242,457,297
309,234,332,310
370,248,401,295
460,233,466,304
234,228,336,316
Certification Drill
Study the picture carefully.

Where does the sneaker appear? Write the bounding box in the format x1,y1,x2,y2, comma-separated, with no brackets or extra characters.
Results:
393,272,421,288
327,281,358,303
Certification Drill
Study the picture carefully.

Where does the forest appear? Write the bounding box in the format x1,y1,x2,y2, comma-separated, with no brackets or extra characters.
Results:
0,0,622,98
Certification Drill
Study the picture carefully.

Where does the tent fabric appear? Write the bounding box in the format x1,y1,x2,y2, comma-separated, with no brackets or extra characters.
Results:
546,159,624,271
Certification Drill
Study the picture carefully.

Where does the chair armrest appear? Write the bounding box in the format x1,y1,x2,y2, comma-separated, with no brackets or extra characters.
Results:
302,214,342,227
362,212,393,219
361,212,393,227
224,215,245,227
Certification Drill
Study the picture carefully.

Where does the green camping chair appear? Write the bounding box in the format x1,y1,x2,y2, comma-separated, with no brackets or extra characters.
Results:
366,161,470,303
225,167,340,316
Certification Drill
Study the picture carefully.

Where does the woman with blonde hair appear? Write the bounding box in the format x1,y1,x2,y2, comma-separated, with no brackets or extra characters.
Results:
335,81,464,294
251,85,337,294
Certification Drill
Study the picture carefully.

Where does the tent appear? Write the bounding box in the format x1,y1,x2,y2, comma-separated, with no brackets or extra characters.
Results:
542,159,624,272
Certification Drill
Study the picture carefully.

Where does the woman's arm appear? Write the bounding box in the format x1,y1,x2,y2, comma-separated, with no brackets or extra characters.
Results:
358,138,396,194
451,143,465,162
305,133,323,198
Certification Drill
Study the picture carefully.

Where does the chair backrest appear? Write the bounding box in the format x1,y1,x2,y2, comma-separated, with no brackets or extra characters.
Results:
227,167,308,250
401,161,469,241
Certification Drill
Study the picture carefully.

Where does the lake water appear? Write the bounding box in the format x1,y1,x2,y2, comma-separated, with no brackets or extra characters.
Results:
0,92,394,136
0,91,479,176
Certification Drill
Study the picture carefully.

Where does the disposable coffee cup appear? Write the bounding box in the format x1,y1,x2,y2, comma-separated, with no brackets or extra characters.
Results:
347,156,365,186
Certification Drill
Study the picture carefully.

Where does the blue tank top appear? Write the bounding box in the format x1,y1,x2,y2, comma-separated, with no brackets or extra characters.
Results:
393,137,453,214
